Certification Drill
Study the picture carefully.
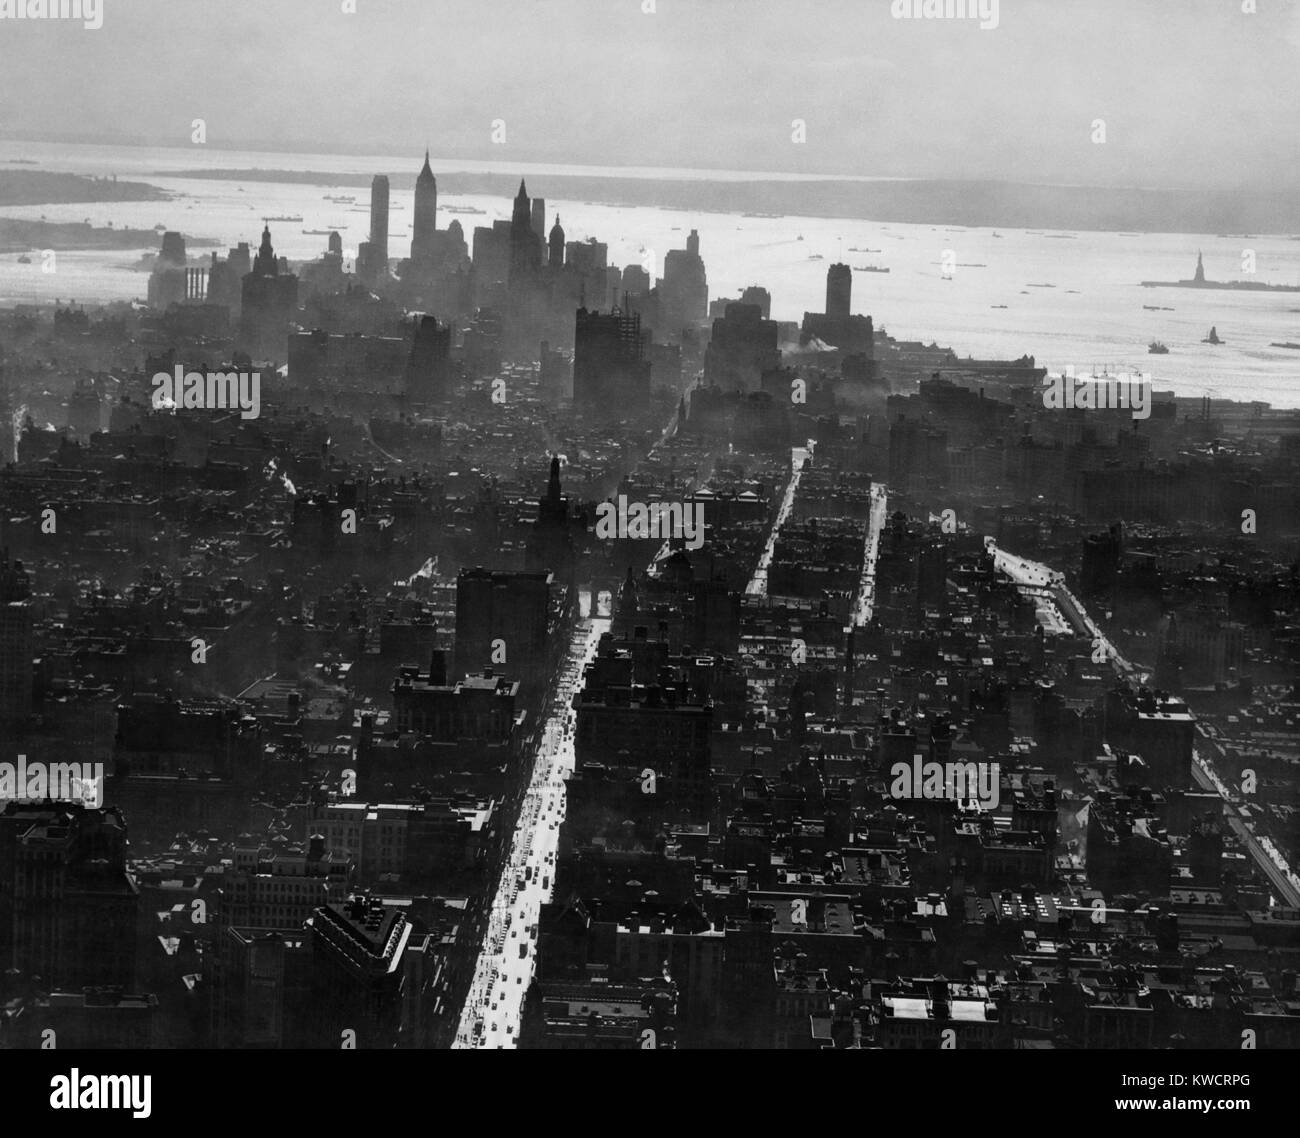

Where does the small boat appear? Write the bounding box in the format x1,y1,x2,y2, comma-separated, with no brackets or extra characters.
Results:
1269,341,1300,350
302,228,336,235
1148,341,1169,354
808,253,823,260
992,232,1003,238
1202,326,1224,344
16,254,32,263
854,265,890,273
796,234,804,241
991,304,1008,309
266,215,303,222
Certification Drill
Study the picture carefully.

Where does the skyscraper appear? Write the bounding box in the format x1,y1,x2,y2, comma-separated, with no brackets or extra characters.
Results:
370,175,389,267
0,803,138,990
405,314,452,403
548,216,566,269
509,179,541,287
357,175,390,284
826,262,851,319
658,229,708,334
573,306,652,410
800,260,874,355
531,197,546,262
703,302,779,392
240,225,299,357
307,894,414,1049
526,455,580,579
454,567,553,693
411,151,438,264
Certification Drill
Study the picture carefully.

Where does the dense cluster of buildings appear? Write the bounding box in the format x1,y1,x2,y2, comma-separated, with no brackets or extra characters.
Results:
0,152,1296,1050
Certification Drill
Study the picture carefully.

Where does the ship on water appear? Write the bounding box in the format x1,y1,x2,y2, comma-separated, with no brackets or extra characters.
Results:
1148,340,1169,354
1141,252,1300,291
1202,326,1224,344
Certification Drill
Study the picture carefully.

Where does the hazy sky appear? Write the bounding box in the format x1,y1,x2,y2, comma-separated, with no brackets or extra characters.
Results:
2,0,1297,190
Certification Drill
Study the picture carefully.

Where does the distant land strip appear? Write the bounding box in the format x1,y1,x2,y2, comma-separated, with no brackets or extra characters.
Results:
0,218,219,254
0,169,171,207
161,168,1300,235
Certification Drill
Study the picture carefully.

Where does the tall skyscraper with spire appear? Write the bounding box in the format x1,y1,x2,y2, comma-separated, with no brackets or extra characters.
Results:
411,151,438,264
509,179,541,286
241,225,299,357
525,454,579,579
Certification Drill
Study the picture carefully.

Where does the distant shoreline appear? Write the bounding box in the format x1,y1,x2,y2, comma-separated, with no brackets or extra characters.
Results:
0,217,218,253
158,167,1300,236
0,169,169,207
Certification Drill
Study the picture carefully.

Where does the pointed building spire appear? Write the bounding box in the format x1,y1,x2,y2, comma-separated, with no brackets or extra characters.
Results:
417,149,435,184
547,453,562,506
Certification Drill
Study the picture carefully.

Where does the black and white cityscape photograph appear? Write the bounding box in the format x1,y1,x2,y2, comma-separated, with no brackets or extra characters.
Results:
0,0,1296,1115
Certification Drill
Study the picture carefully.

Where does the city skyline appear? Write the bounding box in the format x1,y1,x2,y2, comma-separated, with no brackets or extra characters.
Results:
0,0,1296,1097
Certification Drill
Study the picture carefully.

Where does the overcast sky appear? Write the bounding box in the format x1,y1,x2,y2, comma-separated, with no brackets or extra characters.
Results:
2,0,1297,190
